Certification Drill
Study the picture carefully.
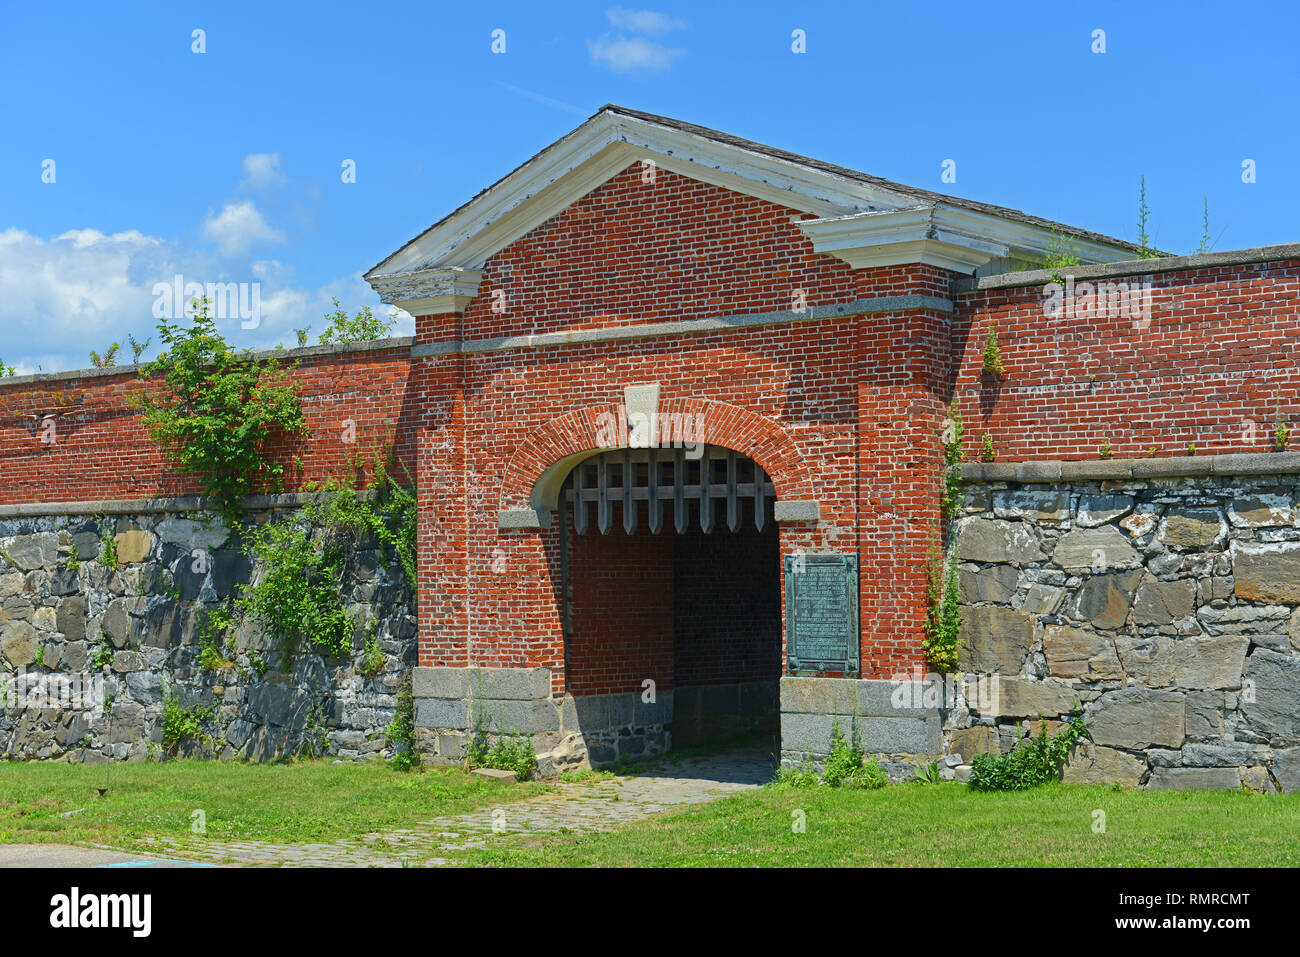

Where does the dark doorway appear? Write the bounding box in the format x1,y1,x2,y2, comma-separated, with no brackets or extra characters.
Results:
561,445,781,752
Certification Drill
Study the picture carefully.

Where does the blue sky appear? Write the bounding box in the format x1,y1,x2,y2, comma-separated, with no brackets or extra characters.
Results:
2,1,1296,374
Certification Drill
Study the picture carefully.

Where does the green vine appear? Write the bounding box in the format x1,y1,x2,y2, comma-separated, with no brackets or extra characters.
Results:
131,297,308,522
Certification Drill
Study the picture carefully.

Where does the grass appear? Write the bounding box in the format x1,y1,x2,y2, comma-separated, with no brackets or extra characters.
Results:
451,780,1300,868
0,758,548,852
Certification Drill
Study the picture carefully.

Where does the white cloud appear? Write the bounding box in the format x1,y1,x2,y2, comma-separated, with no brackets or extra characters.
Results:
0,227,402,375
241,152,284,189
606,7,685,35
588,35,684,73
201,201,285,256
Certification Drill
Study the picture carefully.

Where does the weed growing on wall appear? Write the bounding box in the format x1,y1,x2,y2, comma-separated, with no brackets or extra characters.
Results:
386,675,418,771
940,400,964,518
131,297,308,521
823,721,887,789
237,513,353,665
1274,406,1290,451
980,432,995,463
981,323,1004,378
922,559,962,673
161,688,213,755
966,709,1091,791
197,605,237,672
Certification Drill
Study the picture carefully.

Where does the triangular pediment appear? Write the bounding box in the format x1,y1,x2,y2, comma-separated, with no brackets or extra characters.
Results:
366,106,1138,314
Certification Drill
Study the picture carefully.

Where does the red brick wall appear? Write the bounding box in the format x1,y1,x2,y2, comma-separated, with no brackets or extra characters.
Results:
0,346,416,505
566,519,675,696
952,259,1300,460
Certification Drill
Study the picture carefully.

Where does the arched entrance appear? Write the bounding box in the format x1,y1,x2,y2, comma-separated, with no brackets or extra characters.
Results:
558,444,782,763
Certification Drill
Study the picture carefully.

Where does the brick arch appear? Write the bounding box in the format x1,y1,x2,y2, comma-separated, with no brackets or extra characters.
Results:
499,398,816,512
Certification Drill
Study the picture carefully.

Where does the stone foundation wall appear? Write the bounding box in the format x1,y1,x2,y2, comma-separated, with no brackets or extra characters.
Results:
0,499,416,763
412,665,685,774
779,677,942,781
951,456,1300,792
672,680,779,746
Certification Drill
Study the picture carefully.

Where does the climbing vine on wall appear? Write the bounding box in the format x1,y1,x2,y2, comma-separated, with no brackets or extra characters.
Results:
131,297,308,521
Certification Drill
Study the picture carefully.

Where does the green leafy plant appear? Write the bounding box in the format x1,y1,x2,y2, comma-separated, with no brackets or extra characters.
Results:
0,359,15,377
915,760,942,785
1099,429,1113,459
774,760,821,788
980,432,995,463
127,334,151,364
1043,230,1081,285
35,646,45,668
319,297,394,345
1273,406,1290,452
100,530,119,570
91,633,114,670
237,514,353,664
197,605,237,671
940,400,965,518
1186,442,1197,456
982,322,1004,378
466,729,537,782
923,558,962,673
131,297,308,521
358,624,385,677
250,657,269,679
161,689,213,755
386,675,419,771
967,709,1091,791
1136,175,1160,259
89,343,120,368
1196,195,1212,254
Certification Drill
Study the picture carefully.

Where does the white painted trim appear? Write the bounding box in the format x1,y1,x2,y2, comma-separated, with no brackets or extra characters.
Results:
368,266,484,315
798,203,1136,274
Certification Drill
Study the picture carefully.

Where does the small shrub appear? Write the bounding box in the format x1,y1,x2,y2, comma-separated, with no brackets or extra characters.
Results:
386,675,418,771
966,709,1091,792
161,690,213,755
100,531,119,570
774,761,821,788
841,756,888,790
466,725,537,781
318,297,395,345
821,721,886,789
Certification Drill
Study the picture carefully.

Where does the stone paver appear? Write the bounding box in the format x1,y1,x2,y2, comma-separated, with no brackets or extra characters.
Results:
141,746,775,867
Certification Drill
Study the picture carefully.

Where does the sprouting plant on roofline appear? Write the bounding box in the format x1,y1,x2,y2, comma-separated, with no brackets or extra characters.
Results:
980,432,995,463
0,359,15,377
1136,175,1160,259
923,556,962,674
318,297,395,345
966,708,1091,791
1196,195,1212,254
127,334,151,364
130,296,308,522
981,322,1004,379
89,343,120,368
1043,230,1081,285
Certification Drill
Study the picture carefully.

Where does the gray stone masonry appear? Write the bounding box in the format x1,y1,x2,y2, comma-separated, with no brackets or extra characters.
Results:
950,461,1300,792
0,506,416,763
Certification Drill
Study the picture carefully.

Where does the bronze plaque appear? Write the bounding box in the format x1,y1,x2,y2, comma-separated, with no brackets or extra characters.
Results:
784,553,859,674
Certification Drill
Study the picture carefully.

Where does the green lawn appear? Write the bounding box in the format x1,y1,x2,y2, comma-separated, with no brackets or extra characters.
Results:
454,780,1300,867
0,759,547,852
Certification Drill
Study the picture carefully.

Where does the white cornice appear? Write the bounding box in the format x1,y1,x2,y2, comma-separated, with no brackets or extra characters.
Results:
368,266,483,315
798,204,1136,273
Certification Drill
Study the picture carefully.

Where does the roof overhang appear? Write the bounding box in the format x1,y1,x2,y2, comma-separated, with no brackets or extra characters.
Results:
366,107,1140,314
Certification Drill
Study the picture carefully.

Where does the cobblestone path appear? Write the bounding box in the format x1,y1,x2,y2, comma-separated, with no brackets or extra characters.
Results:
140,746,776,867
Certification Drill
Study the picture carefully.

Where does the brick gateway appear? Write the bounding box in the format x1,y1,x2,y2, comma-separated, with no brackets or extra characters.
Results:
3,106,1299,789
